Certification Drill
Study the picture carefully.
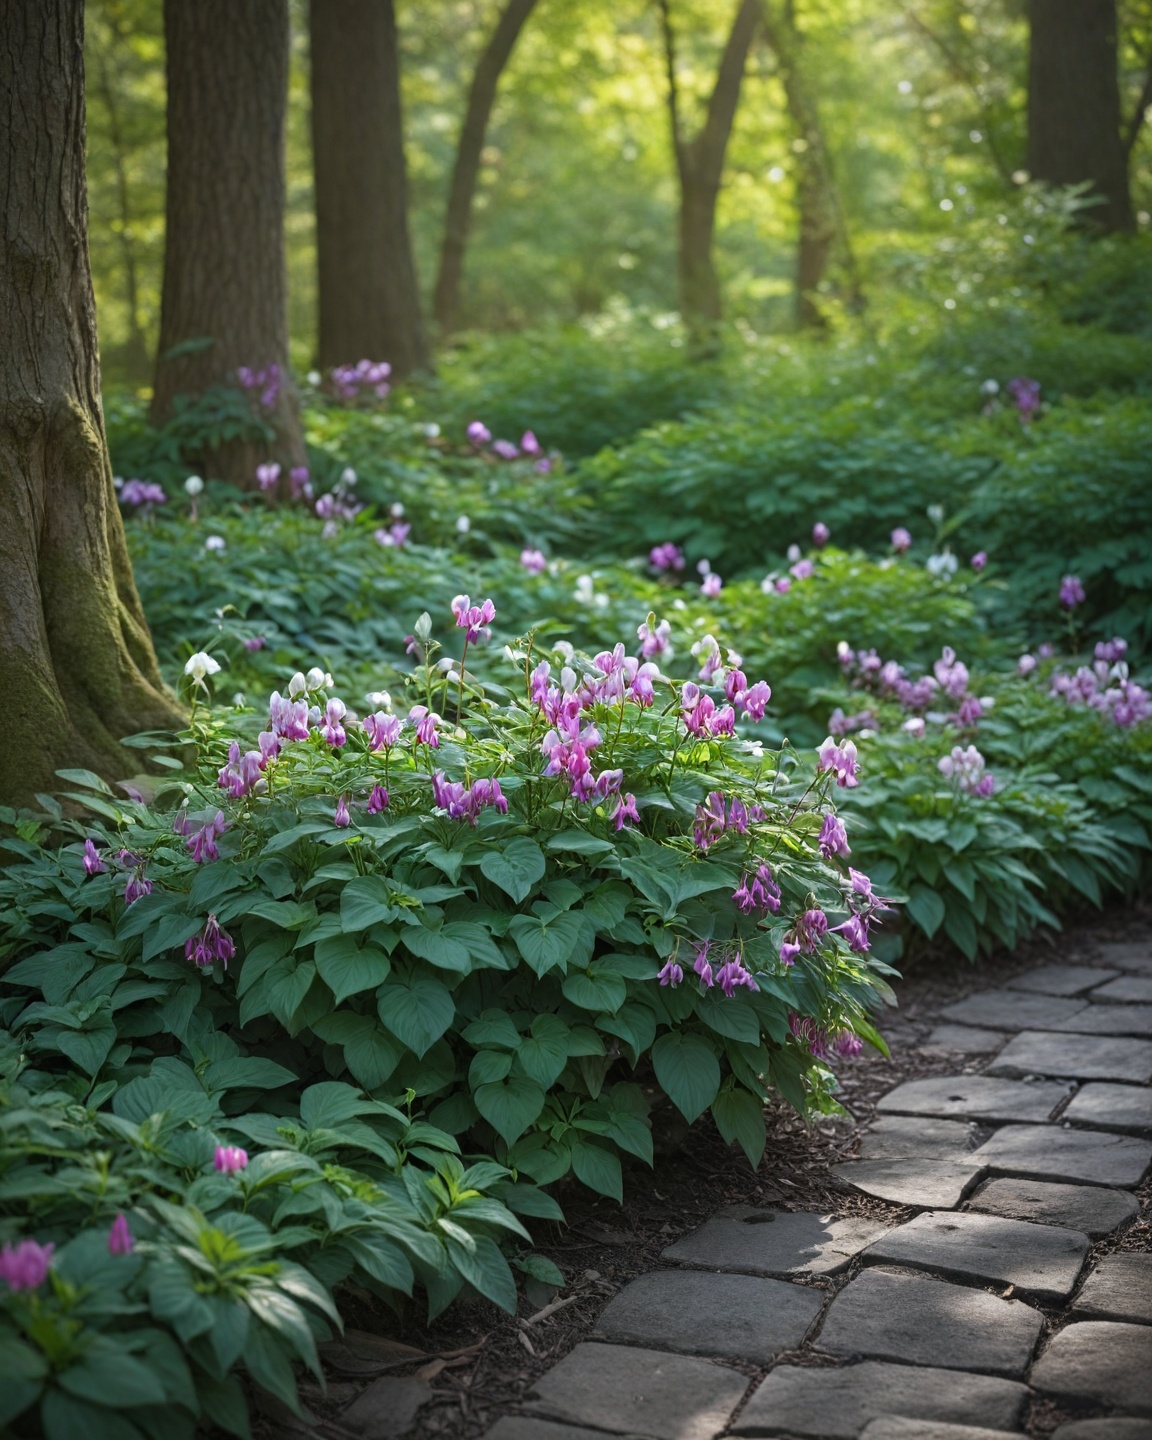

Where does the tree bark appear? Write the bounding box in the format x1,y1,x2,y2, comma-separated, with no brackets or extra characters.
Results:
433,0,540,340
151,0,304,483
762,0,862,328
311,0,431,377
1027,0,1133,232
658,0,761,343
0,0,183,809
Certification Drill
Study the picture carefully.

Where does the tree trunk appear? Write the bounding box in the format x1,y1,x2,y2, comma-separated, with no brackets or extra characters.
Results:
311,0,431,377
1027,0,1133,232
0,0,183,810
433,0,540,340
151,0,304,485
658,0,761,344
762,0,862,328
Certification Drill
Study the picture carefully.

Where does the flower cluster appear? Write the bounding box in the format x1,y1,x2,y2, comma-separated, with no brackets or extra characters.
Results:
692,791,763,849
117,478,167,508
0,1238,54,1292
330,358,392,403
789,1013,862,1060
185,913,236,968
938,744,996,796
315,468,363,538
236,363,281,410
649,542,685,574
1059,573,1085,609
817,736,860,788
466,421,552,472
452,594,496,644
1049,655,1151,728
432,772,508,824
659,939,760,997
1007,375,1041,423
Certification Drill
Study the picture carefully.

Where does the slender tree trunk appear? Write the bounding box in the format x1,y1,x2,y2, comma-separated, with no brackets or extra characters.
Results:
151,0,304,485
0,0,183,809
1027,0,1133,232
433,0,540,340
658,0,761,343
311,0,430,377
762,0,862,328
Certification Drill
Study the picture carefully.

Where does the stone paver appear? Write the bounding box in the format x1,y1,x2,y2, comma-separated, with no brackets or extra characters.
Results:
1030,1321,1152,1415
340,1378,430,1438
485,1421,635,1440
862,1210,1090,1301
1008,964,1119,996
1073,1253,1152,1324
1096,942,1152,974
924,1024,1006,1053
1064,1081,1152,1134
938,988,1089,1032
592,1269,823,1361
1052,1421,1152,1440
970,1122,1152,1189
877,1075,1069,1124
816,1267,1043,1378
832,1158,985,1208
523,1342,748,1439
662,1206,889,1278
1044,1004,1152,1038
968,1176,1138,1238
861,1422,1032,1440
1093,975,1152,1005
731,1360,1028,1438
985,1030,1152,1083
858,1116,979,1160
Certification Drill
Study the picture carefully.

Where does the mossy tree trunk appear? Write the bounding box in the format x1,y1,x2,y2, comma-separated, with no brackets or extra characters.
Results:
311,0,431,378
432,0,541,341
151,0,305,485
0,0,184,810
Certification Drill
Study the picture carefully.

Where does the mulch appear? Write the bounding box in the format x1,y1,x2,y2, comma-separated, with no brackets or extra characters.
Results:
254,895,1152,1440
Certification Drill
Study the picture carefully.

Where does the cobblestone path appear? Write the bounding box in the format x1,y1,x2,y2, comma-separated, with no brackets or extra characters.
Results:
478,940,1152,1440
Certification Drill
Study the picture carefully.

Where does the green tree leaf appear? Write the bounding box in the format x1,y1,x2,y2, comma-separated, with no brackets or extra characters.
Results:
711,1085,767,1167
473,1075,546,1145
570,1138,623,1201
480,837,546,903
651,1032,720,1124
377,974,455,1056
314,935,391,1003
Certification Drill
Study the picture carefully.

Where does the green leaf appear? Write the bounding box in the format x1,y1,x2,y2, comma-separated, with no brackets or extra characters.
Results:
711,1085,767,1167
561,966,627,1013
905,884,946,939
695,993,761,1043
473,1075,546,1145
314,935,391,1003
469,1049,514,1086
41,1390,147,1440
515,1015,570,1087
377,973,455,1056
444,1232,517,1313
343,1233,415,1294
401,922,472,974
311,1013,404,1089
341,875,399,932
0,1338,44,1428
480,837,546,903
508,909,588,977
651,1032,720,1124
570,1139,623,1201
57,1342,167,1408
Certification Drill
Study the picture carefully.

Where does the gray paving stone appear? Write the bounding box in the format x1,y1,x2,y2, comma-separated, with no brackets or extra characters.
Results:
832,1158,986,1208
1008,964,1120,996
968,1176,1138,1238
1092,975,1152,1005
970,1122,1152,1189
985,1031,1152,1083
925,1024,1007,1053
858,1116,980,1161
662,1206,890,1278
1030,1321,1152,1415
731,1360,1028,1438
341,1378,430,1438
1044,1004,1152,1038
862,1210,1090,1302
1073,1253,1152,1324
1064,1082,1152,1134
1095,942,1152,974
816,1267,1043,1377
485,1422,644,1440
861,1424,1025,1440
1052,1421,1152,1440
592,1269,824,1361
877,1075,1069,1124
938,988,1089,1032
523,1342,748,1439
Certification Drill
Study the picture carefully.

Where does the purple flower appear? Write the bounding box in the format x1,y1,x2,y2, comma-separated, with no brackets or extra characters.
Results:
83,838,106,875
789,1013,830,1059
214,1145,248,1175
700,572,723,598
832,1030,863,1057
813,522,830,547
834,912,871,954
715,958,759,997
693,791,728,849
732,864,781,916
108,1213,134,1256
737,680,771,721
375,521,411,548
1008,375,1041,421
535,457,553,474
334,794,351,827
270,691,310,742
891,527,912,553
0,1238,54,1292
774,577,791,594
818,812,850,858
790,558,814,581
123,871,151,907
693,941,714,988
366,784,389,814
1059,574,1085,608
409,705,441,747
970,551,987,572
451,594,496,643
779,941,800,966
255,462,281,492
657,958,684,987
118,479,167,508
217,740,266,798
243,635,267,652
817,737,860,788
638,618,671,658
796,909,829,952
364,711,403,750
185,914,236,969
492,438,519,460
520,547,547,574
187,811,228,864
649,542,686,574
289,466,311,499
467,420,491,446
520,430,542,456
614,792,640,830
320,697,347,747
727,797,749,834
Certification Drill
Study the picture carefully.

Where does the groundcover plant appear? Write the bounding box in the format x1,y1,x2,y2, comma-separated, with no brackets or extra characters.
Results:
0,597,890,1438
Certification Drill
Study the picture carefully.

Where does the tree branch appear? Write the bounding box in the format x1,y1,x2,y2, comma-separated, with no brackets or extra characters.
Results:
1124,58,1152,155
656,0,686,166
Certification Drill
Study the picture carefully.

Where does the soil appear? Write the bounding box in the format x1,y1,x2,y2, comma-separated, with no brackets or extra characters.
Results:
255,897,1152,1440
